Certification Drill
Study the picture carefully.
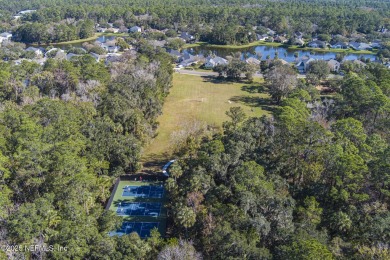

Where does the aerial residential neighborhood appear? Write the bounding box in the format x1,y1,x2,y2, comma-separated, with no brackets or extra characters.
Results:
0,0,389,259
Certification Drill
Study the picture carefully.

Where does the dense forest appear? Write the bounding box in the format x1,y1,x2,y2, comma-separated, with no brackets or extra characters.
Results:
0,0,389,44
0,46,175,259
0,0,389,259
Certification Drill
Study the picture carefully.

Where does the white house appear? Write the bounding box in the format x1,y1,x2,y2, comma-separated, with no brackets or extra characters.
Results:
327,59,340,72
0,32,12,42
18,10,36,15
257,34,268,41
245,57,261,65
204,56,228,68
129,26,142,33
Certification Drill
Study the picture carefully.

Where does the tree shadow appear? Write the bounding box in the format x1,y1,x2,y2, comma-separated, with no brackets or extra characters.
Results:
230,95,278,113
241,84,267,94
201,75,234,84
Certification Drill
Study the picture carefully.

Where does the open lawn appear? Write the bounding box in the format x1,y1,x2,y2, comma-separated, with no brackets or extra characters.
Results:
142,74,272,159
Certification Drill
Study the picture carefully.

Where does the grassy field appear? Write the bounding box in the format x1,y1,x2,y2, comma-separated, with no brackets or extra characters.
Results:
31,32,129,46
142,74,272,158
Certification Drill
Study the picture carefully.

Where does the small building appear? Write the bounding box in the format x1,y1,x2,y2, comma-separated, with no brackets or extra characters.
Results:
349,42,372,51
330,42,348,49
327,59,340,72
129,26,142,33
292,38,305,46
18,10,36,15
307,40,326,48
267,28,276,36
294,31,303,39
274,36,287,43
245,57,261,65
204,56,228,68
0,32,12,41
167,49,181,60
25,47,44,57
179,32,195,43
296,57,315,73
66,53,80,61
96,27,108,33
257,34,269,41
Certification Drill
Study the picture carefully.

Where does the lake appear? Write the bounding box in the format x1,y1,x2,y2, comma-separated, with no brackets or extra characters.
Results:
184,45,377,62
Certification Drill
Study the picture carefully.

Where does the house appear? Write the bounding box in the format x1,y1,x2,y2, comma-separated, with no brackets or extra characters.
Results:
327,59,340,72
90,53,101,62
296,57,315,73
257,34,269,41
292,38,305,46
180,32,195,43
330,42,348,49
167,49,181,59
96,27,108,33
308,40,326,48
129,26,142,33
349,42,372,51
45,48,66,58
18,10,36,15
245,57,261,65
66,53,80,61
101,43,119,53
371,40,382,48
204,56,228,68
25,47,44,57
107,28,120,33
274,36,287,43
0,32,12,42
294,31,303,39
267,28,276,36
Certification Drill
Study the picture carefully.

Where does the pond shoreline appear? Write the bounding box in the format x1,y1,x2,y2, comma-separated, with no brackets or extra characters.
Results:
184,41,377,55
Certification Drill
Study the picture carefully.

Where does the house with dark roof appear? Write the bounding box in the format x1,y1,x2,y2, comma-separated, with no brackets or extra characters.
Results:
296,57,315,73
307,40,326,48
179,32,195,43
330,42,348,49
349,42,372,51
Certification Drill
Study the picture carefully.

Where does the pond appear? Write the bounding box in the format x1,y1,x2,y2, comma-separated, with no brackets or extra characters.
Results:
185,45,377,62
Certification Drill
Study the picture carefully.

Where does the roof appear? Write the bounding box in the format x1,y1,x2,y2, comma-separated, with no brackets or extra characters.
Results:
246,57,260,65
327,59,340,66
25,47,42,52
0,32,12,37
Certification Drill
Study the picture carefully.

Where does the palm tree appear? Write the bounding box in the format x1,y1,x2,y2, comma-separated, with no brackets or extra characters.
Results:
177,206,196,237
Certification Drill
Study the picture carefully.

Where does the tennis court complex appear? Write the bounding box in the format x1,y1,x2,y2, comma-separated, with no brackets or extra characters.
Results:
110,222,159,238
108,180,167,239
122,185,164,198
116,202,162,217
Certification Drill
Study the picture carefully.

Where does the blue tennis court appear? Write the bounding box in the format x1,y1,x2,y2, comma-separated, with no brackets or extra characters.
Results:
110,222,159,238
122,185,164,198
116,202,162,217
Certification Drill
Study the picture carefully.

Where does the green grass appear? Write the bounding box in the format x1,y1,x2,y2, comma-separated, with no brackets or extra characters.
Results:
184,40,279,49
109,180,167,237
142,73,272,157
31,32,130,46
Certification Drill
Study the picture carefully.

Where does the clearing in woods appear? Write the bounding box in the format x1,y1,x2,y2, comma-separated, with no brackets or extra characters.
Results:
142,73,273,164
